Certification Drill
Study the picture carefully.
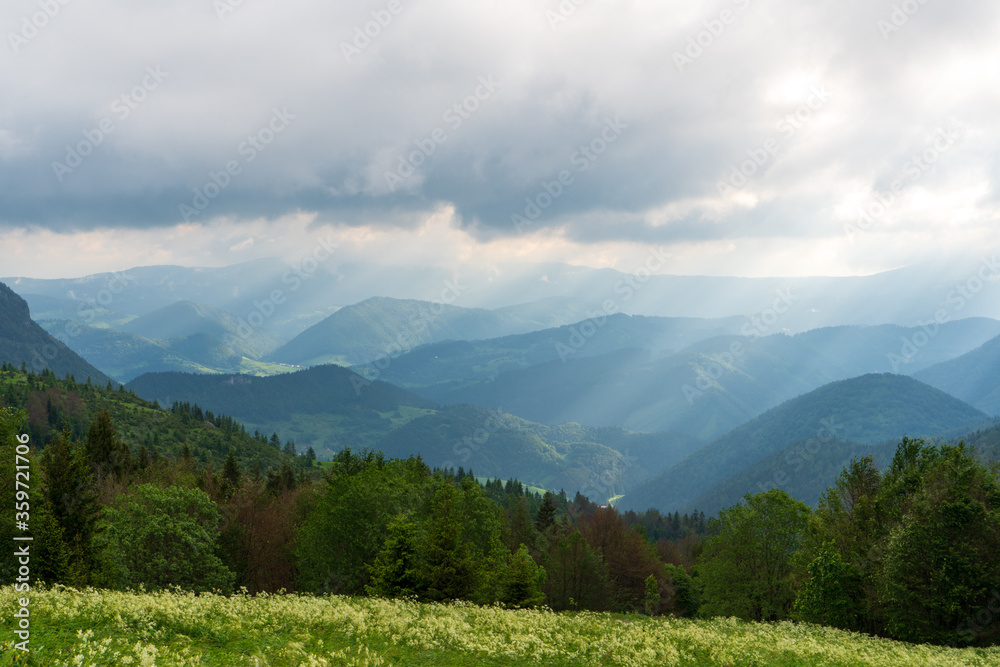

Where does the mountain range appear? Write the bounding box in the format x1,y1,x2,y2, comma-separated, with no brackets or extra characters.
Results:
4,258,1000,515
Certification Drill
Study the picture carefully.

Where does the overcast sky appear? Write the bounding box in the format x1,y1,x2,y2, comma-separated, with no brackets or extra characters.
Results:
1,0,998,279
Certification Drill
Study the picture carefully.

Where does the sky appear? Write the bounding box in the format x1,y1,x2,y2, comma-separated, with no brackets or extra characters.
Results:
1,0,998,279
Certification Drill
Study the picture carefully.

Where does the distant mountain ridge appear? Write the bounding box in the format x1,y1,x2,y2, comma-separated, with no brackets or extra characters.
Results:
416,320,1000,440
269,296,603,366
915,333,1000,416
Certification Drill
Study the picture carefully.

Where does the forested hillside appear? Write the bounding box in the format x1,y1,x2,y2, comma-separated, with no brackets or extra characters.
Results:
620,374,990,512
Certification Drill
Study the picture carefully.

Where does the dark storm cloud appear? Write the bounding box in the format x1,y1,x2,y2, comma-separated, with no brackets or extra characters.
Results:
1,0,998,248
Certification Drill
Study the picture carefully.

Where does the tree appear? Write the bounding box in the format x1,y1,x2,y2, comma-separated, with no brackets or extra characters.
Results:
643,574,659,615
502,545,546,608
95,484,235,593
803,455,885,634
222,448,241,490
366,516,423,598
662,564,699,617
84,410,131,479
295,457,427,594
535,491,557,533
794,543,862,630
580,507,665,611
542,527,611,611
40,429,102,584
699,490,811,621
421,482,479,601
1,409,70,585
880,444,1000,646
506,497,539,556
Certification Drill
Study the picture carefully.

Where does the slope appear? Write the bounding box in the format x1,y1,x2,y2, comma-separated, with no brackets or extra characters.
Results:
618,373,990,513
418,320,1000,440
0,364,297,472
0,281,111,385
914,333,1000,416
365,313,745,387
269,296,604,367
373,404,702,497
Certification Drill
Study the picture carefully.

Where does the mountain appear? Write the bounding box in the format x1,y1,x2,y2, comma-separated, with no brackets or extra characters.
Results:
416,320,1000,440
35,320,294,383
683,437,899,517
269,296,601,367
121,300,281,359
363,313,745,387
0,364,296,473
5,258,341,344
914,334,1000,416
125,365,701,496
618,373,991,514
37,320,203,381
372,404,702,497
0,281,111,385
8,256,1000,334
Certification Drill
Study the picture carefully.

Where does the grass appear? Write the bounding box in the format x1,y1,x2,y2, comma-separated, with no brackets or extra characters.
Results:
237,358,302,377
2,586,999,666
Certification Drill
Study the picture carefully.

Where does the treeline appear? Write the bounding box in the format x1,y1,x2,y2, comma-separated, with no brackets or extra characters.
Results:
696,437,1000,647
0,364,304,471
0,402,707,617
5,365,995,647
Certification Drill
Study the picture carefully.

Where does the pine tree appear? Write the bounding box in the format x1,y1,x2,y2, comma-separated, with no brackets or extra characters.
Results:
422,482,478,601
40,429,102,585
506,497,539,555
535,491,557,533
84,410,131,479
502,545,546,608
223,448,242,490
366,517,422,598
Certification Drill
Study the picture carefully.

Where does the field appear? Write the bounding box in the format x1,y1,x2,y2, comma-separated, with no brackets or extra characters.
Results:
2,587,999,666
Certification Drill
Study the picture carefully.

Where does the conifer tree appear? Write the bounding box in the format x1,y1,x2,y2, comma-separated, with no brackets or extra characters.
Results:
422,482,478,601
535,491,557,533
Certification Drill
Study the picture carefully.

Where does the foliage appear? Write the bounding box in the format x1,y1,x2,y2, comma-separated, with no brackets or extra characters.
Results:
94,483,235,593
794,543,862,631
699,489,811,622
502,544,546,609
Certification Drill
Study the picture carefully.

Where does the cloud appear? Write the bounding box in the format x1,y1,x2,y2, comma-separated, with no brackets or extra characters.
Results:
1,0,999,275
